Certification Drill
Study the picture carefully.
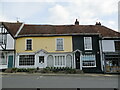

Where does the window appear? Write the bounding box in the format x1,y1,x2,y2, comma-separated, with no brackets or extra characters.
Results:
81,54,96,67
0,34,6,44
84,37,92,50
47,55,54,67
54,56,65,67
26,39,32,50
39,56,44,63
66,55,72,68
56,38,64,51
19,55,35,66
114,41,120,51
0,52,7,65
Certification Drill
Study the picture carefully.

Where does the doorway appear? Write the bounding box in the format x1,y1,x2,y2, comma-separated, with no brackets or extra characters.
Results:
75,51,80,69
8,55,13,68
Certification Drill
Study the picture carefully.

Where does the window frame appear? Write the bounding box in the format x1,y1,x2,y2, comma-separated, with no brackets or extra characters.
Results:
39,56,44,63
54,55,66,67
81,54,96,67
84,37,92,50
25,39,33,51
114,41,120,51
19,55,35,66
56,38,64,51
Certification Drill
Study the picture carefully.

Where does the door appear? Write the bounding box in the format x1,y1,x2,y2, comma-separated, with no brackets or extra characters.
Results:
8,55,13,68
75,51,80,69
38,56,45,68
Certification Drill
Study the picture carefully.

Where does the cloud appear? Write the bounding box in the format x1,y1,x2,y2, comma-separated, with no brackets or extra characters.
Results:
0,0,119,31
46,0,119,30
48,4,71,24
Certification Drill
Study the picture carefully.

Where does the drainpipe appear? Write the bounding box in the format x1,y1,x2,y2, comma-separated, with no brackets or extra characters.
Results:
99,39,105,73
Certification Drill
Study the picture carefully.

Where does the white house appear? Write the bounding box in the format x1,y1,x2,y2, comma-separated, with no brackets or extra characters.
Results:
0,22,23,69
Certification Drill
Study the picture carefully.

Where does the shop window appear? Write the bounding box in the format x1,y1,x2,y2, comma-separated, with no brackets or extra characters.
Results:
114,41,120,51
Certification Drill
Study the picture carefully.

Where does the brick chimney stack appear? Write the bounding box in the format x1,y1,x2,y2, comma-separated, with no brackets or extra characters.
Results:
75,19,79,25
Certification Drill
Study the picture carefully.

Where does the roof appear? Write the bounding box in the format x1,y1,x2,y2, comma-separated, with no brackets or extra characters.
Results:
2,22,120,38
2,22,22,37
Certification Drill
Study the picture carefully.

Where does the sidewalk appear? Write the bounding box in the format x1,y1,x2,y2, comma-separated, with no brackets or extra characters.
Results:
0,72,118,77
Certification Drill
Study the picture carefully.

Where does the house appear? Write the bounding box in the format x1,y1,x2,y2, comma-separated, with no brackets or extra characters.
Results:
1,20,120,73
0,22,23,69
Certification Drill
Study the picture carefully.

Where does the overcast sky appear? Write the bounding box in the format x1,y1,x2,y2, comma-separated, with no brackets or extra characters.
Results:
0,0,119,31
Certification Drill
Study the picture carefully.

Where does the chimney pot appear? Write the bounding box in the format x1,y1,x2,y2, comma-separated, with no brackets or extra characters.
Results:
96,22,101,25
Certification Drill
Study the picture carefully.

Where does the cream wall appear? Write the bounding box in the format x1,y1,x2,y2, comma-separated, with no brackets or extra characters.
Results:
16,36,73,53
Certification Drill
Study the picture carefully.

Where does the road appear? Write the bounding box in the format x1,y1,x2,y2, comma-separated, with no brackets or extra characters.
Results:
1,74,119,88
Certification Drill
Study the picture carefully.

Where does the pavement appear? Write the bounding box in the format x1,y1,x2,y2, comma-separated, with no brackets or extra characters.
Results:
1,73,119,88
0,72,119,77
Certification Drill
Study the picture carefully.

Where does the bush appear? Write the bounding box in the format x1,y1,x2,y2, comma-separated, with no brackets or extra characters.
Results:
4,68,13,73
4,67,83,74
40,68,52,73
65,68,76,74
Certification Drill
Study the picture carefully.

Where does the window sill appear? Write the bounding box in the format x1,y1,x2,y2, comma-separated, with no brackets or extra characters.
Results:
25,50,33,51
82,66,96,68
56,50,64,51
85,49,92,51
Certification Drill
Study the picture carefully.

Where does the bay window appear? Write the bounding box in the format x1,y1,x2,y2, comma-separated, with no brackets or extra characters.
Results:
81,54,96,67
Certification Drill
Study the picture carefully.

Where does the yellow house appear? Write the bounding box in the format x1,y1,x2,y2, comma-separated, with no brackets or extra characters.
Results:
15,36,73,68
16,36,72,53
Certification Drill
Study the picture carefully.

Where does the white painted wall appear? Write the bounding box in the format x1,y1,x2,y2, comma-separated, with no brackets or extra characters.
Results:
0,34,14,50
6,34,14,49
102,40,115,52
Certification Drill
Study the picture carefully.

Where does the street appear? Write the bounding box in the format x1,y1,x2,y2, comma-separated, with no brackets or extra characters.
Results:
1,74,119,88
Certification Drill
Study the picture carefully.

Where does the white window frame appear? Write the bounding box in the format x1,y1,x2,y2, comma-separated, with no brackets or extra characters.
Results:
39,56,44,64
56,38,64,51
54,55,66,67
25,39,33,50
19,55,35,66
84,37,92,50
81,54,96,67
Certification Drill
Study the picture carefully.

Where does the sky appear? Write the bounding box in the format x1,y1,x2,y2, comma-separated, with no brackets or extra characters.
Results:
0,0,119,31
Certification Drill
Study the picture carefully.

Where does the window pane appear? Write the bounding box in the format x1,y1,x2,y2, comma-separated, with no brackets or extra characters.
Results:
26,39,32,50
19,55,35,66
82,54,96,67
56,38,63,50
84,37,92,50
39,56,44,63
54,56,65,67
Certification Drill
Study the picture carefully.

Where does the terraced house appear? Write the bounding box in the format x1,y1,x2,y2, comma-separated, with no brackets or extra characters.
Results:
0,20,120,73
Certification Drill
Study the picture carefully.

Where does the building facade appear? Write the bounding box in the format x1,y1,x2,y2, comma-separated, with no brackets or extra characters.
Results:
0,22,22,69
101,38,120,73
1,20,120,73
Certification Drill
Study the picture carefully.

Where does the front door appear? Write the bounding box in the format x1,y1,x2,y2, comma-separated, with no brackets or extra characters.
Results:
75,51,80,69
38,56,45,68
8,55,13,68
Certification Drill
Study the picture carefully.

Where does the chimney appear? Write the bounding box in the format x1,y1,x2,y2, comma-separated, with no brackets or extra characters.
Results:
17,20,19,23
75,19,79,25
95,22,101,25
